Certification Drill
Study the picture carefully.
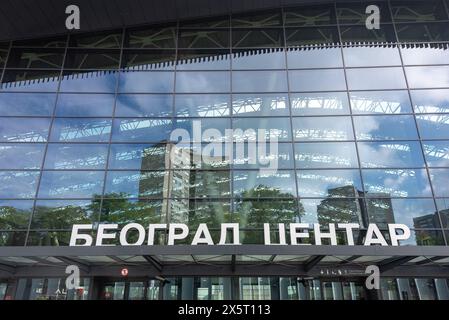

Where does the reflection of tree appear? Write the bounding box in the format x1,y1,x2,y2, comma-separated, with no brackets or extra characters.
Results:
415,230,441,246
0,206,30,229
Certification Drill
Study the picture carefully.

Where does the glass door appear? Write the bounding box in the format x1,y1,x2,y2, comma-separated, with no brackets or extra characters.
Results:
100,279,161,300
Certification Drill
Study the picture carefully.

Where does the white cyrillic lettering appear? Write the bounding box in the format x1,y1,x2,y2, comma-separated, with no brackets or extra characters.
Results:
191,223,214,245
148,224,167,245
314,223,337,245
337,223,360,246
69,224,93,246
264,223,286,245
96,224,118,246
388,224,411,246
290,223,311,245
218,223,240,245
168,223,189,245
119,223,146,246
364,223,388,246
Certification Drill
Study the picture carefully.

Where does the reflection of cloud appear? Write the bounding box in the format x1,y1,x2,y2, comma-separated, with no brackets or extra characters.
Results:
0,172,39,198
407,66,449,88
412,89,449,113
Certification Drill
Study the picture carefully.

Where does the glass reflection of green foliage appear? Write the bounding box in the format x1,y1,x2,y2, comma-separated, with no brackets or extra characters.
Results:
33,204,92,229
28,231,71,246
0,206,30,229
317,198,361,224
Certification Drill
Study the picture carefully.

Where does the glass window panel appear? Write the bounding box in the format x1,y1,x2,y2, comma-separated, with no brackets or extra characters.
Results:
127,27,177,49
363,169,432,197
232,94,289,116
411,89,449,113
168,143,230,170
108,143,169,171
295,142,358,168
353,115,418,140
299,198,363,224
60,71,118,93
423,141,449,167
55,94,114,117
232,71,287,92
406,66,449,88
337,2,392,24
232,49,286,69
287,47,342,68
177,49,230,70
6,48,64,69
340,25,396,42
171,171,231,199
0,200,34,230
0,231,26,246
233,142,294,169
397,22,449,42
122,49,176,70
297,169,362,198
430,168,449,197
118,71,174,93
401,46,449,65
0,93,56,116
26,231,72,246
344,46,401,67
100,199,165,225
170,200,230,227
176,71,230,93
0,144,45,169
13,36,67,48
232,29,283,48
174,118,230,142
0,118,50,142
70,32,122,48
44,144,108,169
38,171,104,198
64,50,120,69
284,4,336,26
285,27,339,46
181,16,229,28
112,118,172,142
1,70,60,92
233,117,291,141
176,94,229,117
346,68,406,90
0,171,39,198
233,170,297,198
105,171,168,198
178,29,230,48
289,69,346,92
232,10,282,27
291,92,349,115
390,0,448,22
50,118,112,142
358,141,425,168
366,198,438,228
115,94,172,117
436,198,449,227
0,43,8,69
416,114,449,139
293,116,354,141
350,91,412,114
32,200,97,229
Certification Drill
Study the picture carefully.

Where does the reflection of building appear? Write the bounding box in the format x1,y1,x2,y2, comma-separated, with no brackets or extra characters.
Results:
365,195,395,226
317,186,364,225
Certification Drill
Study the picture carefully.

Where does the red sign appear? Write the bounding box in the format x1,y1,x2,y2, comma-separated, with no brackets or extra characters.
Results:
121,268,129,277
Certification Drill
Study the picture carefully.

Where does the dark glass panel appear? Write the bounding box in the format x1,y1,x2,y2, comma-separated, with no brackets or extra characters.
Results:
232,29,283,48
232,94,289,116
100,199,165,225
176,71,230,93
336,2,392,24
232,71,287,92
344,46,401,67
112,118,173,143
26,231,72,246
55,94,114,117
401,46,449,65
396,22,449,42
60,71,118,93
232,10,282,27
406,66,449,88
116,94,173,117
70,31,123,48
291,92,349,115
178,29,230,48
353,115,418,140
118,71,174,93
289,69,346,92
411,89,449,113
0,42,8,69
0,231,26,246
1,70,60,92
297,169,362,198
180,16,229,28
233,117,291,141
295,142,358,168
50,118,112,142
6,48,64,69
284,4,336,26
429,168,449,197
44,144,108,170
0,171,39,198
346,68,406,90
32,200,97,229
0,200,33,230
358,141,425,168
287,47,342,68
350,91,412,114
0,144,45,169
299,198,363,224
390,0,448,22
108,144,168,170
177,49,230,70
0,118,50,142
122,49,176,70
292,116,354,141
38,171,104,198
423,141,449,167
127,26,177,49
64,49,121,69
362,169,432,198
176,94,229,117
285,27,339,46
404,230,445,246
0,92,55,116
233,142,294,169
233,170,297,198
13,36,67,48
340,25,396,42
232,48,286,69
416,114,449,139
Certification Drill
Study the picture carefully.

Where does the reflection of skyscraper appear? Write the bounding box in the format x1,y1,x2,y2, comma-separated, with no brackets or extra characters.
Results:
317,186,364,225
365,195,395,226
413,211,448,245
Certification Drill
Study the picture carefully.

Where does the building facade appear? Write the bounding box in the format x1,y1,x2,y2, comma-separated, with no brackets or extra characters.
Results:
0,0,449,300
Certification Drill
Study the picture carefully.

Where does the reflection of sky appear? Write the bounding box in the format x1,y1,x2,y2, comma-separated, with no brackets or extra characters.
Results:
429,169,449,197
176,72,229,93
177,94,229,117
287,47,342,68
0,93,55,116
416,114,449,139
56,94,114,117
289,69,346,91
116,94,173,117
0,171,39,198
347,67,406,90
0,144,45,169
402,47,449,65
233,71,287,92
406,66,449,88
411,89,449,113
423,142,449,167
105,171,166,198
44,144,108,169
233,171,296,197
354,115,418,140
291,92,349,115
295,142,358,168
0,118,50,142
293,116,353,141
60,71,117,93
50,119,111,142
344,47,401,67
119,71,174,93
38,171,104,198
297,170,361,197
350,91,411,114
358,142,425,168
234,50,286,69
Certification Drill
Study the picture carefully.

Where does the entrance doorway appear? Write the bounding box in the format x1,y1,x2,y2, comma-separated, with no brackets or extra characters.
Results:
98,279,161,300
